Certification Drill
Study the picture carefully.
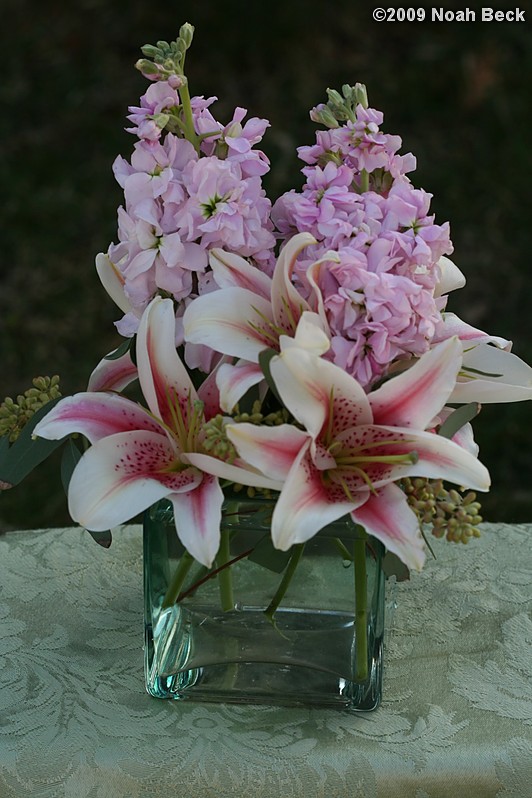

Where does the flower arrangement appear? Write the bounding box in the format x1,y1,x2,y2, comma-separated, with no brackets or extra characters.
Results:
1,25,531,695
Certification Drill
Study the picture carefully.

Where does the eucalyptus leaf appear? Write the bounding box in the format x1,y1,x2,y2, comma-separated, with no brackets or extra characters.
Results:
86,529,113,549
103,338,132,361
258,348,282,403
60,439,83,494
247,535,292,573
438,402,480,439
0,398,64,487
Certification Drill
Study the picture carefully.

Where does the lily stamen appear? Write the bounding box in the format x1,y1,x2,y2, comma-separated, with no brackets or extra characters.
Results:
336,451,419,467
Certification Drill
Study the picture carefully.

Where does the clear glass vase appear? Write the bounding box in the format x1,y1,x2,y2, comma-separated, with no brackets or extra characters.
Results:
144,494,385,711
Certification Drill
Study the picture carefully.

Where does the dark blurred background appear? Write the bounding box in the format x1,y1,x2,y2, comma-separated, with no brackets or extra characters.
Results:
1,0,531,531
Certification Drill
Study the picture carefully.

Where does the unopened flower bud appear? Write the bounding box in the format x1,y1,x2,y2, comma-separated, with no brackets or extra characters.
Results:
141,44,161,59
309,104,339,129
167,74,184,89
352,82,369,108
179,23,194,48
135,59,162,79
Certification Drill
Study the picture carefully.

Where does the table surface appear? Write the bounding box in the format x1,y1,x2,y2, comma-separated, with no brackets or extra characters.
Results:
1,521,531,798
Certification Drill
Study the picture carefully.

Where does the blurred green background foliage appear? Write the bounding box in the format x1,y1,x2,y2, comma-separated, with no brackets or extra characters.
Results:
1,0,531,531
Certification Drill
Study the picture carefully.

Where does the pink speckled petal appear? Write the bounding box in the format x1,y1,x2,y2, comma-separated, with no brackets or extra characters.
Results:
170,473,224,567
270,347,372,440
33,392,163,444
226,422,310,482
335,424,490,492
369,338,462,430
351,484,426,571
271,445,366,551
67,430,200,530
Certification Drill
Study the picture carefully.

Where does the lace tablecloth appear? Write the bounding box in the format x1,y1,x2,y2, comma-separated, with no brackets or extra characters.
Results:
1,522,531,797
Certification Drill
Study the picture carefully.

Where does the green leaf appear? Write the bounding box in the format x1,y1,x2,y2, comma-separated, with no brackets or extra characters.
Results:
86,529,113,549
382,551,410,582
258,348,282,404
0,398,65,487
60,439,83,494
247,535,292,573
438,402,480,439
104,338,132,361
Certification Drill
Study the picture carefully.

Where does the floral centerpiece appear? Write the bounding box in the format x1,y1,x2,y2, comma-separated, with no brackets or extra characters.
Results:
2,24,531,711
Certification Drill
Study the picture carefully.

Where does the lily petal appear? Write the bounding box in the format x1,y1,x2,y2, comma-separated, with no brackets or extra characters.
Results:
183,287,276,362
197,358,226,420
67,430,201,530
434,256,466,297
226,422,311,482
87,349,138,392
351,484,426,571
451,344,532,403
170,474,224,567
271,446,366,551
435,313,511,350
271,233,316,333
137,297,199,426
369,338,462,429
270,347,372,440
216,361,265,413
184,451,283,491
278,311,330,356
209,248,272,298
95,252,132,314
336,424,491,492
33,392,163,444
305,251,339,331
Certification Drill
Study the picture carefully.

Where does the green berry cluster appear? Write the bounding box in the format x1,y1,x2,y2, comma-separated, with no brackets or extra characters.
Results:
233,400,289,428
402,477,483,544
0,376,61,443
202,414,238,463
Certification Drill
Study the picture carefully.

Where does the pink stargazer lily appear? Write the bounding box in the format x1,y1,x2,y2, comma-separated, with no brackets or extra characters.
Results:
225,334,491,570
34,297,278,567
183,232,330,410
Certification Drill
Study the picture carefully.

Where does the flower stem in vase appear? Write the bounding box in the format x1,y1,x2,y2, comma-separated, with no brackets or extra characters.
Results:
264,543,305,625
216,527,235,611
162,549,195,609
353,529,369,682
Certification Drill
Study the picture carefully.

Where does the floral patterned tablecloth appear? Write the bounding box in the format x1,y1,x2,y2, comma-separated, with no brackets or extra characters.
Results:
0,522,531,798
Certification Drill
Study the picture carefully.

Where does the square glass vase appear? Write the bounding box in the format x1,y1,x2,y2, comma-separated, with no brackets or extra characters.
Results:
144,494,385,711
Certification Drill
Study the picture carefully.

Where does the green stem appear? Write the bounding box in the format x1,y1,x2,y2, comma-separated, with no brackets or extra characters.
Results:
359,168,369,193
162,550,195,609
216,528,235,612
264,543,305,623
332,537,354,562
353,530,369,682
179,79,200,153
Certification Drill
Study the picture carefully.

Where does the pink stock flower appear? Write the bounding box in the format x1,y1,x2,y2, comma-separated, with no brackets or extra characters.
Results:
126,80,182,141
176,157,275,259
